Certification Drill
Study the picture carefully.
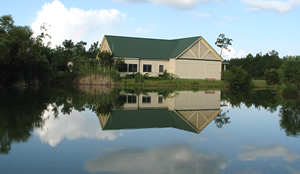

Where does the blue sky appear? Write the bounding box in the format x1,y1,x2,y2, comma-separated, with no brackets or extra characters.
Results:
1,0,299,59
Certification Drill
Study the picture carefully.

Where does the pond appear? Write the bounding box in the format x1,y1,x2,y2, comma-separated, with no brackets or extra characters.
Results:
0,86,300,174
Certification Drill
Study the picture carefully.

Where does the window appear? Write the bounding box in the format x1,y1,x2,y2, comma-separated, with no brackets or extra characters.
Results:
143,64,152,72
119,64,127,72
158,96,163,103
119,95,127,103
129,64,137,72
128,95,137,103
142,96,151,103
159,65,164,73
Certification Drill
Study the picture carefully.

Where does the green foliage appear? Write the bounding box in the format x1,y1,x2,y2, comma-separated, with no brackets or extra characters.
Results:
223,66,252,90
114,57,125,70
134,72,147,83
280,56,300,90
227,50,282,79
0,14,104,85
215,33,233,56
264,68,280,85
97,50,114,70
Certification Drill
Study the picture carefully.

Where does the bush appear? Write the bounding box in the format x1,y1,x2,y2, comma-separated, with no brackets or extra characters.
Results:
280,56,300,90
223,66,253,89
264,68,280,85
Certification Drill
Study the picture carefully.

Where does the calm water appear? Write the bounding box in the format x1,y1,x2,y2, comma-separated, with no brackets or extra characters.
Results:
0,86,300,174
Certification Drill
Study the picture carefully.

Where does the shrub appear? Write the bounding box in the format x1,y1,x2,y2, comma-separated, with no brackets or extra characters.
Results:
264,68,280,85
280,56,300,90
223,66,252,89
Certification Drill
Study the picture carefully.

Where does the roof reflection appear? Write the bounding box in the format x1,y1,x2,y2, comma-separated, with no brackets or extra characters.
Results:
98,91,221,133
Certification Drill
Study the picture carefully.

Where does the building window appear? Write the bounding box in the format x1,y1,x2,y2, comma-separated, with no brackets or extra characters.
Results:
119,95,127,103
128,95,137,103
119,64,127,72
158,96,163,103
143,64,152,72
129,64,137,72
142,96,151,103
159,65,164,73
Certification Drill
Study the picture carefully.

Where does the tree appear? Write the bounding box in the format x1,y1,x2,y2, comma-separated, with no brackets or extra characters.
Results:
87,41,99,59
114,57,125,71
215,33,233,56
264,68,280,85
97,50,114,70
223,66,252,89
280,56,300,94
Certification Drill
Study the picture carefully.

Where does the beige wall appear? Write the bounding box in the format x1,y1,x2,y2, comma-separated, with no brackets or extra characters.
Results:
175,59,222,80
171,90,221,111
120,92,168,109
119,59,169,77
119,91,221,111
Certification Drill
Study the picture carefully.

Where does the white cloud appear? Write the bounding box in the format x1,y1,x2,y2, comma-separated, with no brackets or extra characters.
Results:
222,46,247,60
222,16,240,21
243,0,300,13
85,145,227,174
31,0,126,47
238,145,300,162
35,105,122,147
136,23,157,35
191,11,211,17
116,0,220,9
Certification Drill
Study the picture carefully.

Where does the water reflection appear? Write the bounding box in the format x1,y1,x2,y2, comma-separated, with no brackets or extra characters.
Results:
98,90,222,133
238,145,299,162
1,86,300,155
36,105,123,147
85,144,227,174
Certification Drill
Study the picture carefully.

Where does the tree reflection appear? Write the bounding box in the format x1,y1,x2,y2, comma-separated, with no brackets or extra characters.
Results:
214,111,230,128
0,88,49,154
279,99,300,137
221,89,279,112
222,88,300,137
0,86,124,154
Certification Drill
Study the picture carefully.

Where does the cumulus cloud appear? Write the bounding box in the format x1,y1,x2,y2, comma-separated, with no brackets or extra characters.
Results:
31,0,126,47
243,0,300,13
238,145,300,162
85,145,227,174
115,0,219,9
222,46,247,60
35,105,122,147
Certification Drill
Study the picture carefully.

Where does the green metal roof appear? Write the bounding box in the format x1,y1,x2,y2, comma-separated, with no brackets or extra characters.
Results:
102,109,197,133
105,35,200,60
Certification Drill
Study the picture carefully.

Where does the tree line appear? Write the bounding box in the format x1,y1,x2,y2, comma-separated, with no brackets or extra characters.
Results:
0,15,121,86
223,50,300,95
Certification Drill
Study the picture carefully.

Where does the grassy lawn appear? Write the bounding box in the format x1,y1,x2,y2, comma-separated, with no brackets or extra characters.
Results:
116,79,273,89
119,79,224,88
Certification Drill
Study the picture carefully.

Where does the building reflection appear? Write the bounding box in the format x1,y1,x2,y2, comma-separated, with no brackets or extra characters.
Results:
98,90,221,133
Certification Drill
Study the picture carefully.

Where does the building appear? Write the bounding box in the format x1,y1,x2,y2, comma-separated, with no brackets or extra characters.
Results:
99,35,224,80
98,90,222,134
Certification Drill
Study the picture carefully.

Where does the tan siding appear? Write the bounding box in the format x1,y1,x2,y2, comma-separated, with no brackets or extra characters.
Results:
190,42,199,58
173,91,221,110
200,40,209,57
180,49,196,58
175,59,221,80
202,50,217,60
99,37,111,53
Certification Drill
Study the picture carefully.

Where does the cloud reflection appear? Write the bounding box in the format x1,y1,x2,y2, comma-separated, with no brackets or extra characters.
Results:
238,145,299,162
35,107,122,147
85,145,227,174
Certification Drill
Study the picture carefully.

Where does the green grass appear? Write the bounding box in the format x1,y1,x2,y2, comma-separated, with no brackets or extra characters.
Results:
252,80,273,88
117,79,274,89
118,79,225,88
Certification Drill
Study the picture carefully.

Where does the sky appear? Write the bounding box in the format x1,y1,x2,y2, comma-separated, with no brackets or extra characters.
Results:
0,0,299,59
